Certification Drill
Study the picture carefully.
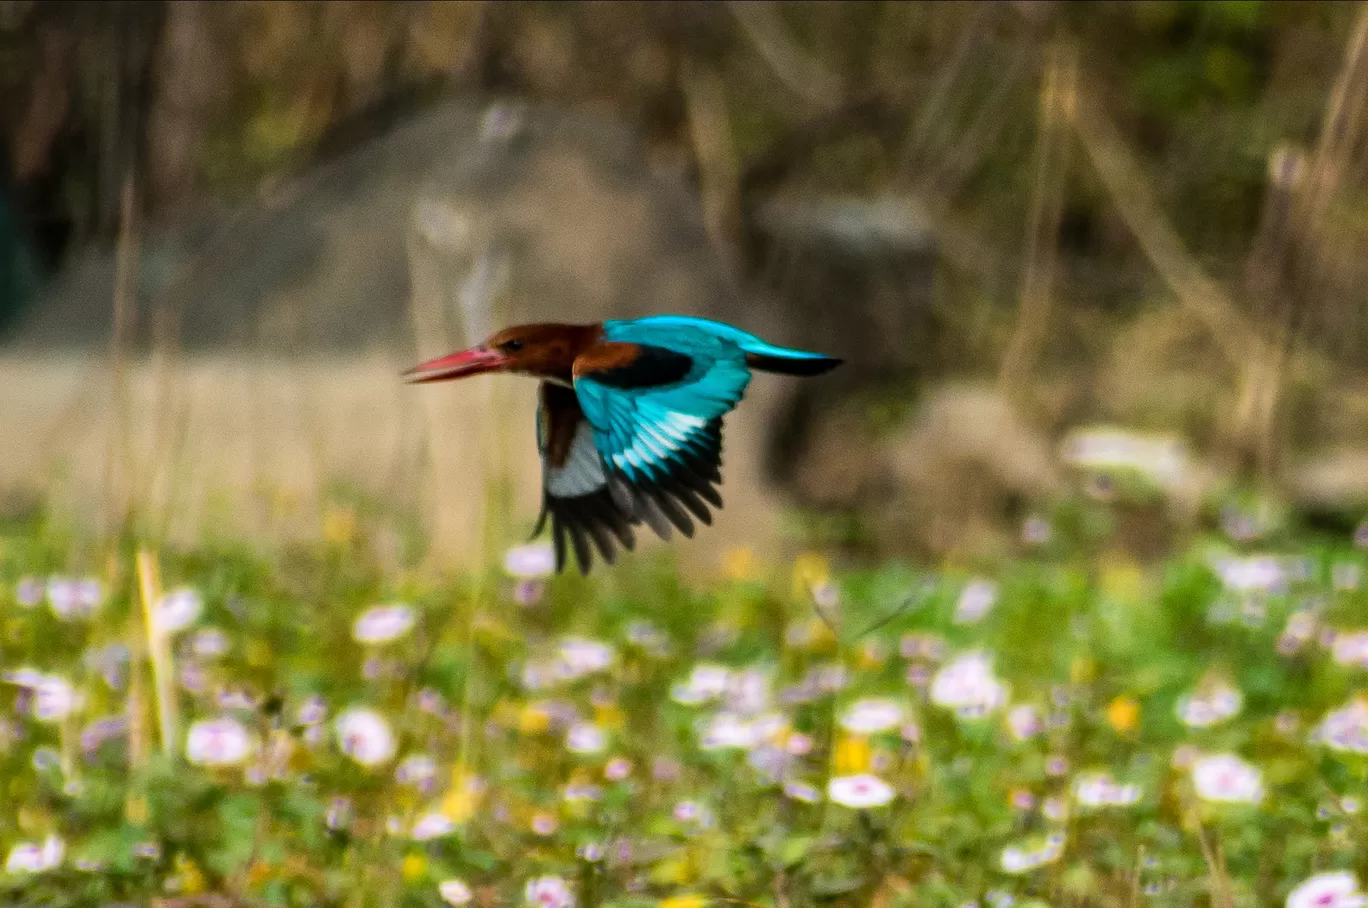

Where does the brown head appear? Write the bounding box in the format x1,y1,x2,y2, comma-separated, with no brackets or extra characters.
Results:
404,323,601,385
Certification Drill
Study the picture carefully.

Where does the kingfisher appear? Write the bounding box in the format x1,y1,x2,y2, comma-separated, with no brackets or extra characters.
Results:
406,315,841,573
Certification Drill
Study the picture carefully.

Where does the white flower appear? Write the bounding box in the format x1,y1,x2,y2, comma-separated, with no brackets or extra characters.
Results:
671,663,730,705
1177,681,1243,728
3,667,44,687
1191,753,1263,804
555,637,615,680
1332,632,1368,670
30,675,78,723
563,782,602,803
1000,834,1066,874
1006,704,1043,741
335,707,396,766
191,628,230,658
838,698,905,734
827,774,896,808
5,835,63,874
699,712,760,750
1286,872,1367,908
955,580,998,624
352,604,416,645
1311,699,1368,754
296,695,328,726
726,667,772,714
185,717,255,766
783,779,822,803
396,753,438,787
930,651,1008,719
47,576,100,620
1072,771,1142,808
698,711,785,751
412,811,457,841
1211,555,1286,594
525,875,575,908
439,879,474,906
504,543,556,579
565,721,607,754
153,587,203,635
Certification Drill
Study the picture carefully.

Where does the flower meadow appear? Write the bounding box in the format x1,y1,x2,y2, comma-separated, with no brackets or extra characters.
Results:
5,519,1368,908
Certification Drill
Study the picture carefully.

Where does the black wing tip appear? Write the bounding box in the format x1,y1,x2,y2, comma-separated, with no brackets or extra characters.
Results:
540,486,640,575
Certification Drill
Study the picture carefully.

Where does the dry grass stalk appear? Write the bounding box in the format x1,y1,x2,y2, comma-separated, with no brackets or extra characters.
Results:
137,550,179,760
1072,81,1252,367
405,211,471,566
104,172,140,535
725,0,844,111
999,37,1076,392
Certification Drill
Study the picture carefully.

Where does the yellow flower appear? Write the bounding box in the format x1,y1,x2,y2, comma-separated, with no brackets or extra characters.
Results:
659,896,708,908
125,796,148,825
723,547,759,581
792,553,830,598
175,855,206,895
518,702,552,734
834,734,871,774
440,768,483,824
441,788,477,824
1100,555,1144,601
1107,695,1141,734
594,703,625,730
649,852,695,885
402,853,428,882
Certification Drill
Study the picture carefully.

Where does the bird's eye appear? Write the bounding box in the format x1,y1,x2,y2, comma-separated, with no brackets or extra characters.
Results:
502,339,523,353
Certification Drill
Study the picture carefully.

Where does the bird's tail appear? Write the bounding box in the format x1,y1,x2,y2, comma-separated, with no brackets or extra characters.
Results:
623,315,842,376
744,351,842,376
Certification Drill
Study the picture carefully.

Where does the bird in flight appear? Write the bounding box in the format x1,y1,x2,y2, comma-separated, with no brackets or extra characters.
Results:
406,315,841,573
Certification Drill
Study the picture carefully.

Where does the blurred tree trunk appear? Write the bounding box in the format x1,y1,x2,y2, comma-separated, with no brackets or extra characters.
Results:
147,0,222,218
93,1,164,239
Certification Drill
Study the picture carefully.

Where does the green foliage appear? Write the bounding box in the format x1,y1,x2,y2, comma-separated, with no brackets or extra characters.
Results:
1,513,1367,906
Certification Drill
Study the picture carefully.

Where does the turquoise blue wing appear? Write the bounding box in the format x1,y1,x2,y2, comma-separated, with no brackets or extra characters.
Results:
573,325,752,538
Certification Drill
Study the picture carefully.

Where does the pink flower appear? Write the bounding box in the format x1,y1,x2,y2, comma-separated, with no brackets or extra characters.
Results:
185,717,255,766
1285,872,1367,908
827,774,896,808
525,876,574,908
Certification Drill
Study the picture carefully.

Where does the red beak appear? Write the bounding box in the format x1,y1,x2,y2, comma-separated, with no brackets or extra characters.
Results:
404,346,508,384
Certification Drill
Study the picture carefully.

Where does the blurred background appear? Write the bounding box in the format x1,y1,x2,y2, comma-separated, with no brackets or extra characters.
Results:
2,0,1367,573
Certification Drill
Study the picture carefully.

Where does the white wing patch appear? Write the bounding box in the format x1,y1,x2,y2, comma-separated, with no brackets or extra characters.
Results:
606,404,707,478
546,419,607,498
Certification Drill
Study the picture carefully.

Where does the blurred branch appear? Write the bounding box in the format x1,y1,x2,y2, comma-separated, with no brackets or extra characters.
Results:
680,56,743,270
1302,4,1368,232
1072,81,1252,366
999,38,1075,392
1232,4,1368,478
725,0,843,111
1298,3,1368,348
895,4,992,178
